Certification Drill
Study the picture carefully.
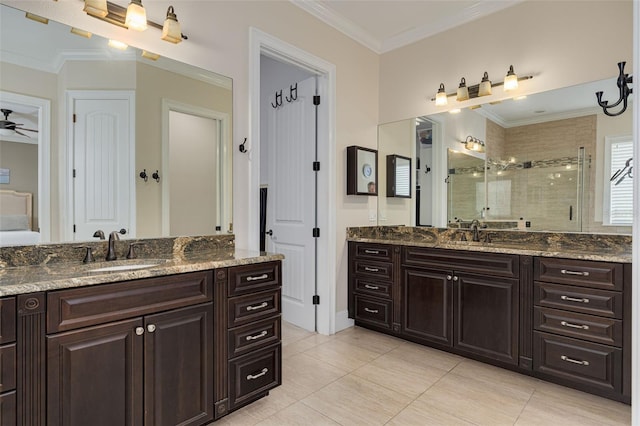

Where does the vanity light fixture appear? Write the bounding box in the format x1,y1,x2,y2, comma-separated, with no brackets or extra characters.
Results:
503,65,518,91
125,0,147,31
461,135,485,153
161,6,182,43
457,78,469,101
435,83,448,106
83,0,108,18
82,0,188,42
478,72,492,97
108,39,128,50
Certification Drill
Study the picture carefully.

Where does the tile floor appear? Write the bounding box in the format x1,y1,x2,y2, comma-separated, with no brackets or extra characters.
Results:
215,322,631,425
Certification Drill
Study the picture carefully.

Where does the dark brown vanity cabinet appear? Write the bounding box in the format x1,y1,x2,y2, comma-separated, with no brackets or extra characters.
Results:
401,246,519,366
533,257,631,403
46,271,215,426
0,297,16,426
226,262,282,411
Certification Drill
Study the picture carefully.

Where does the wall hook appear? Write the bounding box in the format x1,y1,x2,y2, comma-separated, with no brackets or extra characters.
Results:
152,170,160,182
239,137,248,153
271,90,283,108
425,164,431,174
286,83,298,102
139,169,148,182
595,61,633,117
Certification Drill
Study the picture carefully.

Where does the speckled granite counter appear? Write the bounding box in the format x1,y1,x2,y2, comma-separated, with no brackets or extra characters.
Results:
0,235,283,296
347,226,632,263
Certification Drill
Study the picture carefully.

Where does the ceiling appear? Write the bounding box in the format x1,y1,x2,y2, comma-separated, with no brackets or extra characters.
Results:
291,0,525,54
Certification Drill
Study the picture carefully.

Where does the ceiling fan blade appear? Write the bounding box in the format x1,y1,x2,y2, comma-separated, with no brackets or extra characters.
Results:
16,127,38,132
13,129,31,138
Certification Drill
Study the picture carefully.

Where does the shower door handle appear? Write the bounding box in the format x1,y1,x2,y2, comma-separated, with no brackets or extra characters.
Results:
569,205,573,221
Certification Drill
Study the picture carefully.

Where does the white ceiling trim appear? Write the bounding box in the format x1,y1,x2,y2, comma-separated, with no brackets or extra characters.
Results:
290,0,526,54
381,1,527,53
290,0,383,53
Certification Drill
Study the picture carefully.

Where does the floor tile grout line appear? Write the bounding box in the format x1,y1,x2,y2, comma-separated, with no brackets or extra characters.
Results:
511,387,537,426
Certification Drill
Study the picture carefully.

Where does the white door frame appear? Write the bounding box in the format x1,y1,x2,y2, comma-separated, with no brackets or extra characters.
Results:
0,91,51,242
249,28,337,335
161,99,231,236
63,90,136,242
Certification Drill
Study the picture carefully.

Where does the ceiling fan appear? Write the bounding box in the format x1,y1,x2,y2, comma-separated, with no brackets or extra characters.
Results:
0,109,38,138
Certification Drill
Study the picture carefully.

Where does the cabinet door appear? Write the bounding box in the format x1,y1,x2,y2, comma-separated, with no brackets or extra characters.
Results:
401,268,452,346
47,318,143,426
144,303,214,426
454,273,519,365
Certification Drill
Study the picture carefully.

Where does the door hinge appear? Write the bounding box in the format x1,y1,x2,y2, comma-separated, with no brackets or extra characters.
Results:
313,161,320,171
73,224,76,233
73,169,76,178
73,113,76,123
312,295,320,305
312,228,320,238
313,95,320,105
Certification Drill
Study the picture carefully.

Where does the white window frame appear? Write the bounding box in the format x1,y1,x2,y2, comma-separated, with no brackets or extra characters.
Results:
603,135,633,226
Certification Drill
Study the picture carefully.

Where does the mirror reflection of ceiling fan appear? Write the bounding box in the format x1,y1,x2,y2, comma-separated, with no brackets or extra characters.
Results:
0,109,38,137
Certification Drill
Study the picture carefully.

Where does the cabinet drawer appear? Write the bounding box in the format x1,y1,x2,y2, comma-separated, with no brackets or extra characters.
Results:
228,262,281,297
354,278,392,299
353,260,393,281
229,344,281,409
354,295,392,330
47,271,213,333
534,332,622,395
0,344,16,393
0,298,16,345
229,316,281,359
534,307,622,347
352,243,393,261
228,290,281,328
402,246,519,278
534,282,622,319
535,258,623,291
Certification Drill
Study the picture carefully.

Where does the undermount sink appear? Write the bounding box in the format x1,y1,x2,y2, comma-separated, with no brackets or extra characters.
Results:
88,259,168,273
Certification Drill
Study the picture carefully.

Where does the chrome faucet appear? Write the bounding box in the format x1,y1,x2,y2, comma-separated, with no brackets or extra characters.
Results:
106,231,120,261
470,219,482,242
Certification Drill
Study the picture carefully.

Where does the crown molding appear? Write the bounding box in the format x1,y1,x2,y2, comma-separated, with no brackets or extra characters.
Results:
475,105,602,128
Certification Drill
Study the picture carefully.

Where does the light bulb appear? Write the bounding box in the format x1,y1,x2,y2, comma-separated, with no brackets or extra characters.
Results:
504,65,518,91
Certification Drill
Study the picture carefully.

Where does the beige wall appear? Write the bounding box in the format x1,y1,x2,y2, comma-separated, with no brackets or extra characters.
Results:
0,140,39,229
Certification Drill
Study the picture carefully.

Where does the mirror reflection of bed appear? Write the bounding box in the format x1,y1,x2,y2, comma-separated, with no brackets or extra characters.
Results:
0,189,40,246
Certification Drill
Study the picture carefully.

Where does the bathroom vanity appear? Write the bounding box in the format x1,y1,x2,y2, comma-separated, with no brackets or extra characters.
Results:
0,237,282,425
348,227,632,404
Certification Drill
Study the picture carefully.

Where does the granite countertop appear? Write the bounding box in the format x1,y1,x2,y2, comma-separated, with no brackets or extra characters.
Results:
0,248,284,297
347,227,632,263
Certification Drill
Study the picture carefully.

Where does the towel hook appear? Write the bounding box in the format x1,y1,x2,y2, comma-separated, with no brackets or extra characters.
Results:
271,90,283,108
139,169,148,182
286,83,298,102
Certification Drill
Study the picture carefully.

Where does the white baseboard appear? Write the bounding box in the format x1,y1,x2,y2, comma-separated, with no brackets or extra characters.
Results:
335,309,354,333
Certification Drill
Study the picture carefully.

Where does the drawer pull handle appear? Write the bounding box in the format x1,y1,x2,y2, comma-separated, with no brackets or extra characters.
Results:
246,302,269,311
364,250,380,254
364,267,380,272
364,284,380,290
364,307,379,314
560,321,589,330
561,355,590,366
560,269,590,277
247,274,269,281
247,368,268,380
246,330,268,341
560,295,590,304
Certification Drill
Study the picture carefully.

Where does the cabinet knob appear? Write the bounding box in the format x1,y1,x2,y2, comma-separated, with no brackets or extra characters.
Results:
135,327,144,336
147,324,156,333
453,276,459,281
446,275,452,280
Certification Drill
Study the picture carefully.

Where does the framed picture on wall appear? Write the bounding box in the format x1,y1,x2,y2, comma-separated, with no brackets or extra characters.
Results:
346,145,378,195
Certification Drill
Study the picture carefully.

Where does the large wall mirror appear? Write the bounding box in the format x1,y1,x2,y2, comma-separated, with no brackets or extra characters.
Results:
377,77,632,234
0,4,233,246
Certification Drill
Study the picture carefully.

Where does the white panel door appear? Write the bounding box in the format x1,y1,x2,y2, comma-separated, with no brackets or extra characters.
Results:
266,76,317,331
73,97,133,240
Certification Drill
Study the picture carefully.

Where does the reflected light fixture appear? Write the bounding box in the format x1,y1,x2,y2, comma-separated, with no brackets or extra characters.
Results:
435,83,448,106
478,72,492,96
141,50,160,61
70,27,92,38
449,108,461,114
125,0,147,31
83,0,108,18
25,12,48,24
504,65,518,91
456,78,469,101
161,6,182,43
108,39,128,50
